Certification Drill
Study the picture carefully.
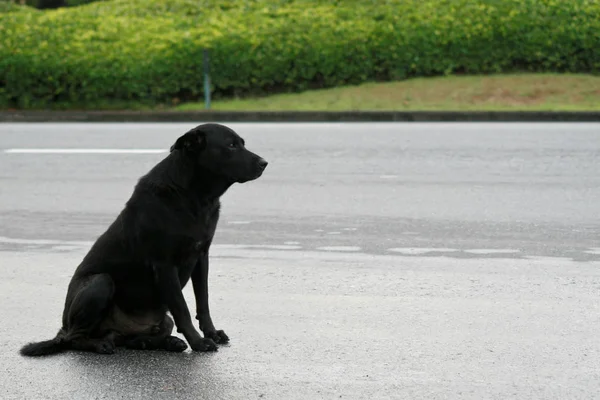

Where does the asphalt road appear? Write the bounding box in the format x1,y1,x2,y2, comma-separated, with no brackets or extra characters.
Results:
1,122,599,399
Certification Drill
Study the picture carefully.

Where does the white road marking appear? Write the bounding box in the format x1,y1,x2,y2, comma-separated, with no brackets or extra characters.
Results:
253,245,302,250
4,148,166,154
464,249,520,254
388,247,459,255
211,244,302,251
342,228,357,231
0,237,591,261
227,221,252,225
52,245,83,251
0,237,302,251
327,232,341,235
317,246,361,252
584,248,600,255
0,236,93,246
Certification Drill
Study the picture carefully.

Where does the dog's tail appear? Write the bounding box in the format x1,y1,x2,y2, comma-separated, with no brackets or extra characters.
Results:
20,333,68,357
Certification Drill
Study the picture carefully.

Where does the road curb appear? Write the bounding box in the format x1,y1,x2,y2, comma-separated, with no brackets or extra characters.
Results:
1,111,600,123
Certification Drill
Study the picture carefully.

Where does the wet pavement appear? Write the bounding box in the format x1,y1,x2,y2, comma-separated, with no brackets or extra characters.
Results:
1,122,599,399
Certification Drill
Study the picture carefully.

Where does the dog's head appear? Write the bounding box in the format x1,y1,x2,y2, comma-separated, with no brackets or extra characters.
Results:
170,123,268,183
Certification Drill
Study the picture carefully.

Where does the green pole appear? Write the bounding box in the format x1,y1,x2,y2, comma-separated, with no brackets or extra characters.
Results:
203,49,211,110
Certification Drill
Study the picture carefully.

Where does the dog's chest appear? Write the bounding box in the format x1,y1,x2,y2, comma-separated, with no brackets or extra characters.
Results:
175,200,219,258
188,201,219,240
178,217,218,284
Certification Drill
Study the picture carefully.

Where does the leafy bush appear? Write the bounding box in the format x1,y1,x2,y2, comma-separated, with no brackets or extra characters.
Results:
0,2,35,13
1,0,599,108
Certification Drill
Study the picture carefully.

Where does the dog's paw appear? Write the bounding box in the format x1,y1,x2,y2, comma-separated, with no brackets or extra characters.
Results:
190,338,218,352
95,340,115,355
205,329,229,344
164,336,188,352
125,337,152,350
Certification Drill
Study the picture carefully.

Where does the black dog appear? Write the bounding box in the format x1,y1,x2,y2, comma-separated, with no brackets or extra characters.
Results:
20,123,267,356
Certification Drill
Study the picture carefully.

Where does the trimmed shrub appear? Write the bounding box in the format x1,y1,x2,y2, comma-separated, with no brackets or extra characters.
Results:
1,0,599,108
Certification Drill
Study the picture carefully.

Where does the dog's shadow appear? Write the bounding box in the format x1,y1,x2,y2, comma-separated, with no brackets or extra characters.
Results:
65,346,234,398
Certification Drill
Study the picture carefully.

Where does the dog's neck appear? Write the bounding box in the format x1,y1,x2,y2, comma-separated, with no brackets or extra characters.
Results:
146,151,232,202
190,168,233,201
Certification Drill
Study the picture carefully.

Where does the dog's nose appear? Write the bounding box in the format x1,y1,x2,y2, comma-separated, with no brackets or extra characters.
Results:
257,159,268,170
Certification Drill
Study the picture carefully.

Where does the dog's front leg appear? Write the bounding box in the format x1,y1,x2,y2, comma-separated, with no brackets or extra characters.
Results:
153,263,217,352
192,251,230,344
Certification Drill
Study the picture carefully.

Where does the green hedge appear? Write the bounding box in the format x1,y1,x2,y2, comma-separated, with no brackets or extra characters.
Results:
1,0,599,108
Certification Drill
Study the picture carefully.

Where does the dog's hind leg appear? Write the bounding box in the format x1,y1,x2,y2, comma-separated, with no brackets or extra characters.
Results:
64,273,116,354
20,274,115,357
124,315,187,352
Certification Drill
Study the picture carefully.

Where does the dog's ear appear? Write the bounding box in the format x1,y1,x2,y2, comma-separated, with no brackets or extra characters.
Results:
170,130,206,153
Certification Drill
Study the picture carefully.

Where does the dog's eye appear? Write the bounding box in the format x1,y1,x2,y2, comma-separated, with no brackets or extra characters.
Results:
228,142,237,149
